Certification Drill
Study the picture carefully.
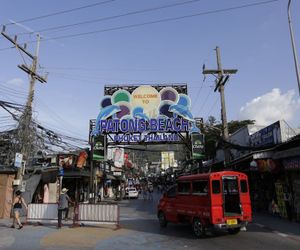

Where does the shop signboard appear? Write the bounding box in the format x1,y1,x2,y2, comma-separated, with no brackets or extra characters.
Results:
191,133,205,159
161,151,175,170
250,121,282,147
275,183,288,218
93,135,105,161
282,157,300,170
91,85,202,143
161,152,168,170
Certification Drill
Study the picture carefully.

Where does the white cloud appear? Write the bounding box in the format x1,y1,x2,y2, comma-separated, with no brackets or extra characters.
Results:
7,78,24,86
239,88,300,126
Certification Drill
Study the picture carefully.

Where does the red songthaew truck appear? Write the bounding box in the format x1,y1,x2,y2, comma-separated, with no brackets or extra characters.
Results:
157,171,252,237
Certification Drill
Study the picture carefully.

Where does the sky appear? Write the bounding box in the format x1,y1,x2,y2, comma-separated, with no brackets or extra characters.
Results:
0,0,300,141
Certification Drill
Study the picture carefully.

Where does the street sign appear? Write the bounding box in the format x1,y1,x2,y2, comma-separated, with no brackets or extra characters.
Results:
191,133,205,160
20,180,26,192
93,135,106,161
14,153,23,168
113,171,122,176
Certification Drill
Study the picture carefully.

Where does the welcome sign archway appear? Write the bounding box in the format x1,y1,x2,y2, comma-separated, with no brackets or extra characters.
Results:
90,84,204,162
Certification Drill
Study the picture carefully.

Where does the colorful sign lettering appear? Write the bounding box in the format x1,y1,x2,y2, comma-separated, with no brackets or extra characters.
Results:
92,85,201,143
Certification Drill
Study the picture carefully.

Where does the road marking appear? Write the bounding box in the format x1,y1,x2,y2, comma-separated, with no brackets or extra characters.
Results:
254,223,265,228
273,231,288,237
254,223,291,239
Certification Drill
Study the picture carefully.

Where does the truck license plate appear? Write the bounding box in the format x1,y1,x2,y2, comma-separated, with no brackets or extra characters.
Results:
226,219,237,225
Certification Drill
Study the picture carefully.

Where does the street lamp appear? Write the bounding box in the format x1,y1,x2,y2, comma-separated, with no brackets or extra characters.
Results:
287,0,300,96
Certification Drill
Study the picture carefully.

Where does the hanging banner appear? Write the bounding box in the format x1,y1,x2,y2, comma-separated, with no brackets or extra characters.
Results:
58,155,74,169
93,135,105,161
191,133,205,160
76,151,88,168
113,148,124,168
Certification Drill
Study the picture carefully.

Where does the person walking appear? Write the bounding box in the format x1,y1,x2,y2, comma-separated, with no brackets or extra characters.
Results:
148,184,153,201
11,190,27,229
142,185,148,201
57,188,73,229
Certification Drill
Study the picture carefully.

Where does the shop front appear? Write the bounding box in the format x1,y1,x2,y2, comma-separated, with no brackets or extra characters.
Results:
247,158,283,213
227,152,284,215
282,156,300,221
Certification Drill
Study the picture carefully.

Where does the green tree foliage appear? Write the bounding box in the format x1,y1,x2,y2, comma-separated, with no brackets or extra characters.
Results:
202,116,255,159
227,119,255,134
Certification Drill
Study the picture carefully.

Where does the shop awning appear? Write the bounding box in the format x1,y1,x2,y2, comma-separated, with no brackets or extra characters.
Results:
273,146,300,159
23,174,41,204
41,167,58,183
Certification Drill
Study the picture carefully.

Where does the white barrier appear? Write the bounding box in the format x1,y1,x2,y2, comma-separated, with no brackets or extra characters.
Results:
26,203,120,226
27,203,58,223
78,204,119,225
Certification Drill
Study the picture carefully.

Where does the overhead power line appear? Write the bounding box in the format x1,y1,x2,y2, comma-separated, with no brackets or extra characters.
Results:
205,97,219,119
5,0,118,26
33,0,282,42
197,87,213,115
0,0,280,51
18,0,202,35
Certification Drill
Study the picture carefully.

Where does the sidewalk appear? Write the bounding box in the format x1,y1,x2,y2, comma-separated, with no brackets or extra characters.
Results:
0,217,129,250
252,212,300,240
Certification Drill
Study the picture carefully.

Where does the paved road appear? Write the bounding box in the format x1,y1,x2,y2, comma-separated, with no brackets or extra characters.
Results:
0,193,299,249
108,193,300,250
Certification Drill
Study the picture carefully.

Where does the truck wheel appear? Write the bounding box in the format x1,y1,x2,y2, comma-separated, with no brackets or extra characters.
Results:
193,218,205,238
228,228,240,235
158,211,168,228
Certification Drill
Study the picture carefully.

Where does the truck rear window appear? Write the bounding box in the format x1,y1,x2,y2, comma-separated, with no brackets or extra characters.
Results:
212,180,221,194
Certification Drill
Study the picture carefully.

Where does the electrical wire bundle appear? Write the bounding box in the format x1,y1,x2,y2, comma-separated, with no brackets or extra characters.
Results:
0,98,89,165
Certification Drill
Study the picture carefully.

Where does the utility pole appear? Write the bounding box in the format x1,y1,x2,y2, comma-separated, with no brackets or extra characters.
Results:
202,46,237,165
1,26,47,187
287,0,300,96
